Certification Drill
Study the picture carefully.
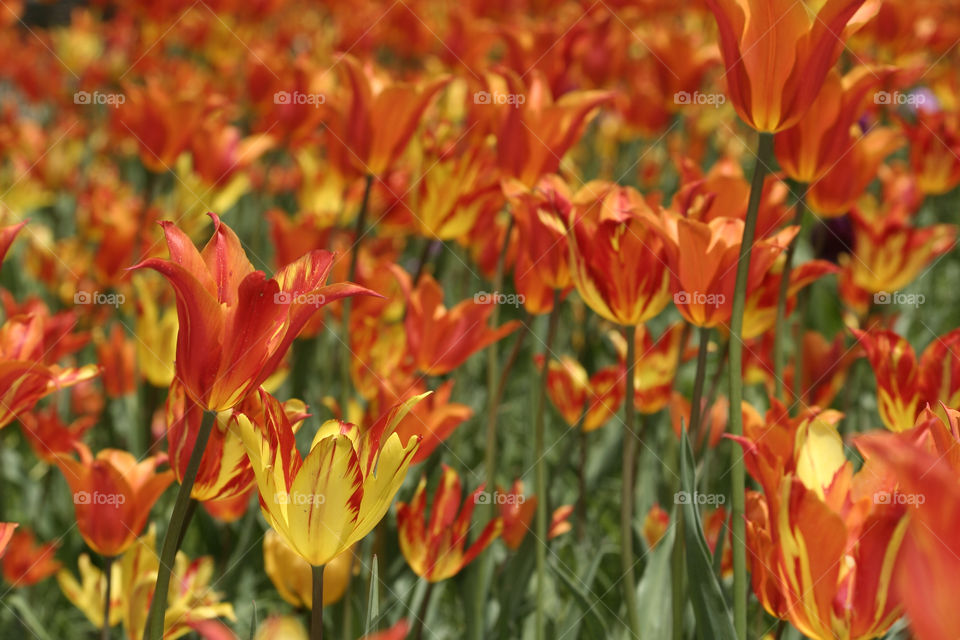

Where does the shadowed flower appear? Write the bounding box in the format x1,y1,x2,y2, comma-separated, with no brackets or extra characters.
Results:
1,528,60,586
263,530,353,609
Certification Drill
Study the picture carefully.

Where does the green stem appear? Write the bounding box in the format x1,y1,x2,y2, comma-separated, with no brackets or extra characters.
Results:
620,323,642,638
101,555,114,640
340,173,375,412
773,186,808,401
689,326,711,440
144,410,216,640
576,414,588,542
729,131,774,640
312,564,324,640
534,290,562,640
412,580,435,640
670,508,685,640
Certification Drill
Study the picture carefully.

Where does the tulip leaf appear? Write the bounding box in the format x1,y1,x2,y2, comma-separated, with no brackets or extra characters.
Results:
6,594,53,640
637,524,675,639
365,554,379,636
679,428,737,640
549,556,610,639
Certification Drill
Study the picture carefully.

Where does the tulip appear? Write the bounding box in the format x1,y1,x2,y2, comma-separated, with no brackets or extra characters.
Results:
610,323,686,414
0,523,15,560
255,616,310,640
642,503,670,549
396,465,502,582
496,480,573,550
55,444,174,557
1,528,60,586
534,354,624,432
18,404,95,463
56,554,123,629
704,0,880,132
379,379,473,465
94,324,136,398
901,110,960,195
263,530,353,609
132,274,178,388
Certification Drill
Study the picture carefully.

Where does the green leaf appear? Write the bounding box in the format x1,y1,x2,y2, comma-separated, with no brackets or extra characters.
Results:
7,594,54,640
637,525,675,640
365,554,379,636
549,556,610,639
679,428,737,640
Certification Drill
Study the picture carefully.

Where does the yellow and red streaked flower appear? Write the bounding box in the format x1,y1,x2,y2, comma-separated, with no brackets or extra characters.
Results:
704,0,880,132
131,213,378,411
189,119,274,189
774,331,857,409
734,403,908,640
402,273,520,376
645,209,798,328
124,525,236,640
918,329,960,413
853,329,923,431
533,354,624,432
473,71,612,187
396,465,502,582
235,390,424,567
1,528,60,586
497,480,572,550
742,259,839,340
669,392,729,450
132,274,178,388
379,379,473,465
610,323,686,414
361,620,410,640
642,503,670,549
503,175,574,315
775,67,890,184
566,182,671,326
326,54,450,178
0,221,25,264
263,530,353,609
18,404,95,463
254,616,309,640
0,523,16,560
54,444,174,557
0,313,99,430
840,208,955,295
165,379,308,502
900,110,960,195
855,424,960,640
57,554,123,628
703,507,732,577
94,324,136,398
806,126,903,217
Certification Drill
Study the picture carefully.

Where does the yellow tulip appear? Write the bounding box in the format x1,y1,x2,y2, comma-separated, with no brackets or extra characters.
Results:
263,530,353,608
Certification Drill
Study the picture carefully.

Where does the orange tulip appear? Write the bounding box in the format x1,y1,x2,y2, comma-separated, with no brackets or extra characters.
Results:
0,523,15,561
55,444,174,557
361,620,410,640
775,67,890,183
642,503,669,549
18,404,95,463
379,379,473,465
533,354,624,432
901,110,960,195
1,528,60,586
669,392,729,450
201,488,254,524
326,54,450,178
0,313,99,429
855,418,960,640
734,402,907,639
402,273,520,376
0,221,25,264
704,0,880,132
496,480,573,550
645,210,798,328
396,465,502,582
94,324,136,397
132,213,377,411
566,182,671,326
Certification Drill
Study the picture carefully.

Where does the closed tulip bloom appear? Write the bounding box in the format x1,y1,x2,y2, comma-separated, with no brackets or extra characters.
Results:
642,504,670,549
1,528,60,586
54,444,174,557
533,354,624,432
566,181,671,326
396,465,502,582
263,530,353,608
236,390,424,567
610,323,686,413
704,0,880,132
497,480,572,550
131,213,377,411
254,616,309,640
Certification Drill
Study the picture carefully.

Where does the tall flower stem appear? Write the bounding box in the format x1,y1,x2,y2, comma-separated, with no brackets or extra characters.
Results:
101,555,114,640
534,290,562,640
340,173,375,411
412,580,435,640
729,132,774,640
773,185,808,400
689,326,711,439
312,564,325,640
145,409,216,640
620,323,642,637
